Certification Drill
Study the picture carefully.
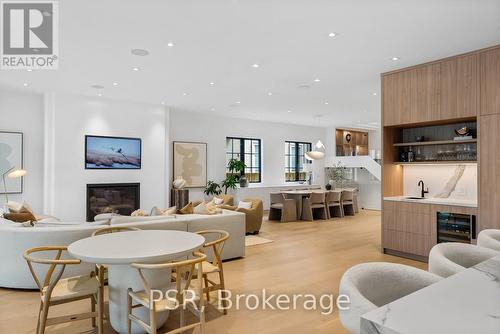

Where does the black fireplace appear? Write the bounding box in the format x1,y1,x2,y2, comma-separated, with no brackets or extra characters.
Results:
86,183,140,221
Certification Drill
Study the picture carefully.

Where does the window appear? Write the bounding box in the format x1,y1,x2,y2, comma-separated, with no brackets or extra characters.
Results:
285,141,312,182
226,137,261,183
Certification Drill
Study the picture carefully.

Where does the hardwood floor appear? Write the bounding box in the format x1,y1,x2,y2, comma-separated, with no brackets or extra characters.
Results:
0,210,426,334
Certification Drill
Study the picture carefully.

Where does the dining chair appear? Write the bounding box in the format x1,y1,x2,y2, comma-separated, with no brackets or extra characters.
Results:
24,246,103,334
302,192,328,221
127,252,207,334
92,226,141,324
341,190,355,216
195,230,230,314
325,190,343,219
269,192,297,222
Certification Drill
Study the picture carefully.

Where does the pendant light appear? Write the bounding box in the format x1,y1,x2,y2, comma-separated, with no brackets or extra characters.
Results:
305,115,325,160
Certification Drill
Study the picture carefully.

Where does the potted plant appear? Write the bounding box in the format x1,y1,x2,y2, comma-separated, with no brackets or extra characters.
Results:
227,158,248,187
204,180,222,198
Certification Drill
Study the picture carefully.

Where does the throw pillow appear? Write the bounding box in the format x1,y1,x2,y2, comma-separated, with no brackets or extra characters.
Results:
213,197,224,205
178,202,193,214
237,201,252,209
4,212,37,223
151,206,177,216
131,209,146,217
193,202,209,214
5,201,23,213
205,201,222,214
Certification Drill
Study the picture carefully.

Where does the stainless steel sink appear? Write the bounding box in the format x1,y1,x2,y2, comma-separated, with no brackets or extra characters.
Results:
405,196,426,200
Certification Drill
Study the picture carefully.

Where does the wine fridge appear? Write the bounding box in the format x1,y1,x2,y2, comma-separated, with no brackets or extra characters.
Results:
437,212,476,244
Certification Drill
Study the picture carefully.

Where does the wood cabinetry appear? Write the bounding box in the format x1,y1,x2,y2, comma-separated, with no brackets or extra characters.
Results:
382,54,480,126
479,114,500,230
382,201,433,258
440,54,479,120
383,201,478,261
480,47,500,115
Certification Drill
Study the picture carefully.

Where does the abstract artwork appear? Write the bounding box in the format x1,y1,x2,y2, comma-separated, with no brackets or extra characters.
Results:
85,135,142,169
0,131,23,194
173,141,207,188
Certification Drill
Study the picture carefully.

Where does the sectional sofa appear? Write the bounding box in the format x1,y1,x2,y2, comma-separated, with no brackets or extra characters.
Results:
0,210,245,289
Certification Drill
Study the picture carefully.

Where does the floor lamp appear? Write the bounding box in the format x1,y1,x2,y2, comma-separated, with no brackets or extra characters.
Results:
2,167,27,203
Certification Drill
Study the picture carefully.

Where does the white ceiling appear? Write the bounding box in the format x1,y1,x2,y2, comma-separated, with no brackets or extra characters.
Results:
1,0,499,128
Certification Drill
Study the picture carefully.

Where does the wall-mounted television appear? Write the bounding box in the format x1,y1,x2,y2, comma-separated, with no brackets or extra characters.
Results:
85,135,142,169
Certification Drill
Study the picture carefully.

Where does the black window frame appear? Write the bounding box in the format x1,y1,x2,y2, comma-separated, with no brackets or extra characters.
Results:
226,137,262,183
285,141,312,182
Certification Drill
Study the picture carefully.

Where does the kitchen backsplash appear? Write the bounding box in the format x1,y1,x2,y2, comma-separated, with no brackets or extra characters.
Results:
403,164,477,201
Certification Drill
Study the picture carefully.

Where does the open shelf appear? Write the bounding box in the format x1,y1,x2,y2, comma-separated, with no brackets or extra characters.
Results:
393,139,477,147
394,161,477,165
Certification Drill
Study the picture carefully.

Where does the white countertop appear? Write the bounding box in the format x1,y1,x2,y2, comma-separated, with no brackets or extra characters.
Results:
361,255,500,334
384,196,477,208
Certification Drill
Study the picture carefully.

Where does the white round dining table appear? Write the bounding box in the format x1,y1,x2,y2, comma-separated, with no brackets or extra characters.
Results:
68,230,205,334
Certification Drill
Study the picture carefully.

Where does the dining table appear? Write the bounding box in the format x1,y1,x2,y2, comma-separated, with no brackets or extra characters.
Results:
68,230,205,334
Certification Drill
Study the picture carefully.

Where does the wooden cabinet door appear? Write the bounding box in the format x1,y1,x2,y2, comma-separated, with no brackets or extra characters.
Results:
440,54,479,119
382,71,412,126
480,48,500,116
479,114,500,230
412,64,441,123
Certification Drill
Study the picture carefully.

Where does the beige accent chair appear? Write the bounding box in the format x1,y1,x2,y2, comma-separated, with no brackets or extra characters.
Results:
268,193,297,223
24,246,103,334
326,190,343,218
195,230,230,314
224,198,263,234
428,243,499,278
341,190,355,216
302,192,328,221
477,229,500,251
127,252,206,334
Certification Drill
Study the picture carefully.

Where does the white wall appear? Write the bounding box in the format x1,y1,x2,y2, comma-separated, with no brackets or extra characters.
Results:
43,93,169,221
403,165,477,200
169,110,326,201
0,88,45,212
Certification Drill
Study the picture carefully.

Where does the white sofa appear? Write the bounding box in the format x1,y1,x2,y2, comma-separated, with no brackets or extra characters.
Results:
0,210,245,289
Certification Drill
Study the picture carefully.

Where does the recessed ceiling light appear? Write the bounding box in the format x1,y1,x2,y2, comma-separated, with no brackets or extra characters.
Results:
324,102,329,105
161,101,165,105
235,101,241,104
328,32,337,37
182,92,188,96
132,67,140,71
167,42,175,47
372,92,377,96
391,57,400,61
26,69,33,72
251,63,260,68
113,82,119,86
131,49,149,56
209,82,215,86
211,107,216,111
287,110,292,113
314,78,321,82
23,83,29,87
97,93,103,97
267,92,273,96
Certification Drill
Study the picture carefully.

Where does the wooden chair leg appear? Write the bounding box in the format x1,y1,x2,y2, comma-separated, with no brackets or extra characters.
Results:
203,275,210,302
97,289,104,334
200,306,206,334
127,289,132,334
91,295,96,328
219,271,228,315
35,302,43,334
150,306,157,334
37,300,50,334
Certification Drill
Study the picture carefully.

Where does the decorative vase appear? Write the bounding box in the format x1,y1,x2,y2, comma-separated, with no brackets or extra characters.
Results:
173,176,187,189
325,184,332,190
239,176,249,187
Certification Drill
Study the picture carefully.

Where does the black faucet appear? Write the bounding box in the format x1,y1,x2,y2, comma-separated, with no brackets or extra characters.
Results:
418,180,429,198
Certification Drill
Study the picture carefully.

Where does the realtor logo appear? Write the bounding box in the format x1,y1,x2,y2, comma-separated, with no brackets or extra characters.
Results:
1,1,58,69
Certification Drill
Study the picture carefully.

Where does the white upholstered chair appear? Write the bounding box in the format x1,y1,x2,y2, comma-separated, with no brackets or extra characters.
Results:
339,262,441,334
428,242,500,278
477,229,500,252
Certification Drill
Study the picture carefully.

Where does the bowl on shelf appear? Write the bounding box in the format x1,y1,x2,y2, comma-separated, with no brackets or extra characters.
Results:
415,136,425,142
